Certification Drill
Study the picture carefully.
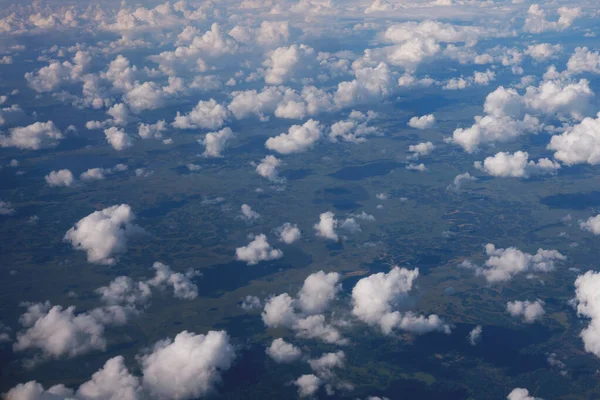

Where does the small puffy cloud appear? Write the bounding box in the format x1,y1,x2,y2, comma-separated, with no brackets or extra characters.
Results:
525,43,562,62
256,155,283,182
104,127,133,151
241,295,262,311
313,211,338,241
468,325,482,346
201,127,234,157
451,114,542,153
64,204,143,265
408,142,435,159
406,163,427,172
276,222,301,244
0,121,64,150
295,374,321,397
446,172,476,193
507,388,542,400
140,330,235,400
80,168,106,181
293,314,346,344
507,300,545,323
566,47,600,75
308,351,345,376
138,120,167,139
265,119,322,154
408,114,435,130
474,151,560,178
573,271,600,358
107,103,130,126
298,271,341,315
173,99,229,130
352,267,449,335
523,5,580,33
460,243,566,284
14,302,106,359
96,276,152,306
580,215,600,235
262,293,296,328
240,204,260,222
236,234,283,265
147,262,199,300
547,113,600,166
339,217,361,233
329,111,378,143
45,169,74,187
266,338,302,363
0,201,15,215
75,356,142,400
263,44,315,85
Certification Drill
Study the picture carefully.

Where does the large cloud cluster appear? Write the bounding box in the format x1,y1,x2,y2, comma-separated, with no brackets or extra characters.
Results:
6,330,235,400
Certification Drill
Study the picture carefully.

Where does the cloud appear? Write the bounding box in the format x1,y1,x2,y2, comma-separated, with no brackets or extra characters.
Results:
140,330,235,400
14,302,107,359
408,114,435,130
525,43,562,62
474,151,560,178
406,163,427,172
261,273,345,345
468,325,482,346
80,168,106,181
351,267,449,335
266,338,302,363
298,271,341,315
523,5,580,33
64,204,143,265
104,127,133,151
580,215,600,235
446,172,476,193
566,47,600,75
241,295,262,311
262,293,296,328
256,155,283,182
173,99,229,130
5,356,141,400
313,211,338,241
76,356,142,400
308,351,345,381
547,113,600,166
240,204,260,222
201,127,234,157
408,142,435,159
573,271,600,358
45,169,74,187
507,388,542,400
96,276,152,306
0,201,15,215
0,121,64,150
6,328,234,400
147,262,199,300
138,120,167,140
294,374,321,397
265,119,322,154
507,300,545,323
276,222,301,244
263,44,315,85
460,243,566,284
451,78,593,153
329,110,378,143
236,234,283,265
